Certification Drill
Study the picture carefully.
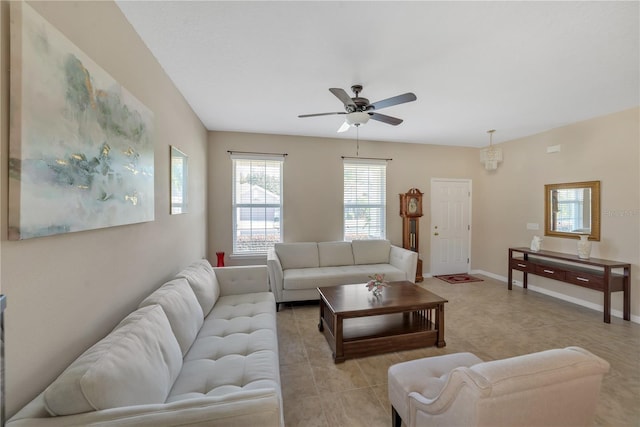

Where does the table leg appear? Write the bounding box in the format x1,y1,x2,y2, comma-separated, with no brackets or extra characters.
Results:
523,254,529,289
604,266,611,323
334,315,344,363
508,250,513,290
436,304,446,348
318,298,324,331
624,266,631,321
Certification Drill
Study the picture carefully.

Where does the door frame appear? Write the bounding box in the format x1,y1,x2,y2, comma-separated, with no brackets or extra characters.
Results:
429,178,472,276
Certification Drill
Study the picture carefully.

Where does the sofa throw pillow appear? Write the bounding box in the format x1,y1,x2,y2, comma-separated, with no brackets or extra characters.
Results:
43,305,182,416
351,239,391,265
274,242,319,270
318,241,355,267
139,278,204,355
175,259,220,316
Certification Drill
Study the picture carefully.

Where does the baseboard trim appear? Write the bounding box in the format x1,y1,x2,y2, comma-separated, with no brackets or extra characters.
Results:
470,269,640,324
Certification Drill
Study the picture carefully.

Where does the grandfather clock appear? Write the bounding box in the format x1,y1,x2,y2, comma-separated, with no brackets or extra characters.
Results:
399,188,424,282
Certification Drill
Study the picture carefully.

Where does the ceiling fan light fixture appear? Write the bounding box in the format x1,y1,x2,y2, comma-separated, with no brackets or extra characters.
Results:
345,111,370,126
480,129,502,171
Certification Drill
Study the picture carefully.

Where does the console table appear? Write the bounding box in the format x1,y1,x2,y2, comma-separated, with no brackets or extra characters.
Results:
508,247,630,323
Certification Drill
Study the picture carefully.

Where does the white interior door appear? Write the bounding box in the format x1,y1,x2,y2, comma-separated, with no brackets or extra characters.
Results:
430,179,471,275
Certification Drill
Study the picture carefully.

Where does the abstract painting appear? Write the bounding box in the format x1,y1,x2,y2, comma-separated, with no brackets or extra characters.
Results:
8,3,154,240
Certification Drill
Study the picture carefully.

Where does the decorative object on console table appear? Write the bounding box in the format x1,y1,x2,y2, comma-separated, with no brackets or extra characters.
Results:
577,234,592,259
399,188,424,282
508,247,630,323
216,252,225,267
530,235,542,252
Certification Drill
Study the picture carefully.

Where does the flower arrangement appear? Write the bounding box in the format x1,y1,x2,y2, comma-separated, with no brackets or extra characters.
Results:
366,273,388,297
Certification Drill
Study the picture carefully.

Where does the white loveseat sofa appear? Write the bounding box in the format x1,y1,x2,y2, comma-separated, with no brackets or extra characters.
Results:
267,240,417,306
387,347,610,427
8,261,283,427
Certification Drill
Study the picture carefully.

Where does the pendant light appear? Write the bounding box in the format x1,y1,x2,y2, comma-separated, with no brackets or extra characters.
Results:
480,129,502,170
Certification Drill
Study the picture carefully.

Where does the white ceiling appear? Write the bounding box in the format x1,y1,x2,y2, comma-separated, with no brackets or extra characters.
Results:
116,1,639,147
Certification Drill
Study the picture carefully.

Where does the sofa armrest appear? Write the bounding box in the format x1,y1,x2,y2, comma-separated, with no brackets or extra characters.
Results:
213,265,270,296
390,245,418,283
266,248,284,303
8,389,282,427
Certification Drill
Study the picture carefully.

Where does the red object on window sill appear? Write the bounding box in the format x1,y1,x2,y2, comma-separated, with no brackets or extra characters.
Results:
215,252,225,267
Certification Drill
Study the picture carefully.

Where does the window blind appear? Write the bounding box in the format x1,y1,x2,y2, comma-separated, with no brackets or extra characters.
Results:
343,159,387,240
232,156,283,254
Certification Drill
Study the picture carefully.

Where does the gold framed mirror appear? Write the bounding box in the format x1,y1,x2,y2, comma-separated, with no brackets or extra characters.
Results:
544,181,600,241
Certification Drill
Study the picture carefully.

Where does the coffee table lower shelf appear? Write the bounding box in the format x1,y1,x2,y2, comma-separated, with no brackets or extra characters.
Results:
318,310,445,363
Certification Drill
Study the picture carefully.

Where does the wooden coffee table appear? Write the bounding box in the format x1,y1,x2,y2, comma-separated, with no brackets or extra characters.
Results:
317,281,448,363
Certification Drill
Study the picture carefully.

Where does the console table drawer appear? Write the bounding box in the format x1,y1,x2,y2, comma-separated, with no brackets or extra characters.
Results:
534,264,566,281
509,259,534,273
566,271,604,291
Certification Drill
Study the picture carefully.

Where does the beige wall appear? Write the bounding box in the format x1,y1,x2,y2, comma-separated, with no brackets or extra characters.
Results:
207,131,479,270
0,1,208,417
209,108,639,324
473,107,640,320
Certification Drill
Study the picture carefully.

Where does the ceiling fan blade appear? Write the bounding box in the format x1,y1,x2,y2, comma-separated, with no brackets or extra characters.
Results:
337,121,350,133
369,92,417,110
329,88,357,110
298,112,346,118
369,112,403,126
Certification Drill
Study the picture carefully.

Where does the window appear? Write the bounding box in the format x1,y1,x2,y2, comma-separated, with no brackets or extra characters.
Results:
554,188,591,232
232,155,283,254
343,159,386,240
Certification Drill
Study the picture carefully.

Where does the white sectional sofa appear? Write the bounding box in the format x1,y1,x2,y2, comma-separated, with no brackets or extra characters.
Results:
7,262,283,427
267,240,418,307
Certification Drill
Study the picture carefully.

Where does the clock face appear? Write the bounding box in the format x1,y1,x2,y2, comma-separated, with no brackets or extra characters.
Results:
408,197,418,214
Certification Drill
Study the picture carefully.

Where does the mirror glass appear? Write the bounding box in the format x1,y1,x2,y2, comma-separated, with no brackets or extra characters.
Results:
544,181,600,241
170,146,188,214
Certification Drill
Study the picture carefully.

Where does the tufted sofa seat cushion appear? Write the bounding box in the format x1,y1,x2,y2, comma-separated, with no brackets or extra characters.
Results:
167,290,280,405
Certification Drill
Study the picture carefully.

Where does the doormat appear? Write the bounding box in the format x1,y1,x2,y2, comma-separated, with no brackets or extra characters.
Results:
435,273,484,284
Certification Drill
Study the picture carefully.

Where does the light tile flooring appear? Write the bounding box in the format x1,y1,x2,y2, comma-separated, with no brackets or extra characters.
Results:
276,275,640,427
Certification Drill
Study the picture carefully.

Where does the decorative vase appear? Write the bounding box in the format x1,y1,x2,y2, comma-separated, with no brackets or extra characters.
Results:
577,234,591,259
366,273,388,297
216,251,225,267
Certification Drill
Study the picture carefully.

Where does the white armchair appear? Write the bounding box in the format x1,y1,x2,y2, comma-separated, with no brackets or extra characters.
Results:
388,347,610,427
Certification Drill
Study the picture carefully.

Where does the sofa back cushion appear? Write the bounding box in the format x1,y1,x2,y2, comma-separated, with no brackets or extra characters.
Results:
351,239,391,265
175,259,219,316
139,278,204,355
43,305,182,416
274,242,319,270
318,241,355,267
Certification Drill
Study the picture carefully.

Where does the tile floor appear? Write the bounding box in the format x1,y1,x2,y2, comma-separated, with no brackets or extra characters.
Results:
276,275,640,427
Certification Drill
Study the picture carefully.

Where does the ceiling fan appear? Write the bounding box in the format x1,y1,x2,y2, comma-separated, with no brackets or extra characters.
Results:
298,85,417,133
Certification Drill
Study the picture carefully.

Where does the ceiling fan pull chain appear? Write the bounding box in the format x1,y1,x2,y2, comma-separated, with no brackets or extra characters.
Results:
356,126,360,157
